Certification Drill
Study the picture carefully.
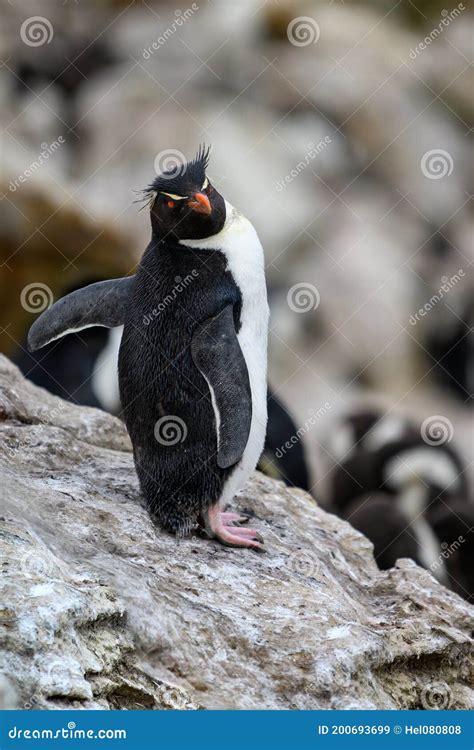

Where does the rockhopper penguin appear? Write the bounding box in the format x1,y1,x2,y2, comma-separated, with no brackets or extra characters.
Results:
326,409,473,597
28,146,269,550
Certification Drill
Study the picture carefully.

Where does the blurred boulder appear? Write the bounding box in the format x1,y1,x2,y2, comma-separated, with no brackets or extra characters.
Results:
0,182,136,357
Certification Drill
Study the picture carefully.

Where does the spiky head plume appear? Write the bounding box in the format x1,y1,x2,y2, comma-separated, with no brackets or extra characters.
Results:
138,144,211,202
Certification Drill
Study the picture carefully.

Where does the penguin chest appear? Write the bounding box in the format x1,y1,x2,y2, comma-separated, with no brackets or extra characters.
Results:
183,202,269,474
216,206,269,473
233,249,269,468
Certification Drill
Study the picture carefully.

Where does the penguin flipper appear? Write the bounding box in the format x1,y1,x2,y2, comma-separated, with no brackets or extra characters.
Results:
191,304,252,470
27,276,135,352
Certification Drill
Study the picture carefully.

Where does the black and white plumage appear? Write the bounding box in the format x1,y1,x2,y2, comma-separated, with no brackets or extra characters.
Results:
28,147,269,550
21,273,130,412
17,325,110,409
326,410,473,599
328,411,466,513
17,277,128,409
259,389,310,490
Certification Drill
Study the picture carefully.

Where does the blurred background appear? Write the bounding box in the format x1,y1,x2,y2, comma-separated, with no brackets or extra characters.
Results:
1,0,472,596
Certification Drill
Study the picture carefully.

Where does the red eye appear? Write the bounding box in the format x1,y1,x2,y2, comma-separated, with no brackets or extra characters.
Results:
167,200,175,208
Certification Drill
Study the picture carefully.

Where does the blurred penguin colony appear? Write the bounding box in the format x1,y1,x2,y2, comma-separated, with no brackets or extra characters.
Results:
1,1,472,599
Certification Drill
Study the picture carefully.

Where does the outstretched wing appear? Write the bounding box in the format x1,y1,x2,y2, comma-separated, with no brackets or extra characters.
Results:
27,276,135,352
191,304,252,469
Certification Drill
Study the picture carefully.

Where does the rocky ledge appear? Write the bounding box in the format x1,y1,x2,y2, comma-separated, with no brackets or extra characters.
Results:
0,355,472,710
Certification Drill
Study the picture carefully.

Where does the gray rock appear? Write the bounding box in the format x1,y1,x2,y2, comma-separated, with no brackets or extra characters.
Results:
0,355,472,710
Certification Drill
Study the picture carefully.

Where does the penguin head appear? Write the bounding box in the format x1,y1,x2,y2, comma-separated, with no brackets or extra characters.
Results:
142,145,226,241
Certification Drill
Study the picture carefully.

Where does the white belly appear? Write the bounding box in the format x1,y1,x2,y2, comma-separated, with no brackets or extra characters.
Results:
181,201,269,503
226,269,269,505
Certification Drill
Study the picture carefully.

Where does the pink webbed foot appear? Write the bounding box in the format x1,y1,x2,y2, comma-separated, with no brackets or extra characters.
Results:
204,506,264,551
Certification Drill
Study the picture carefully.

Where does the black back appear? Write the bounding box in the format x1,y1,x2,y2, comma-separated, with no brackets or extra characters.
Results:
14,327,109,408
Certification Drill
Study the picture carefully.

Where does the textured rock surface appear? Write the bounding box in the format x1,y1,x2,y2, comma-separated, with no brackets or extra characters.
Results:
0,355,472,710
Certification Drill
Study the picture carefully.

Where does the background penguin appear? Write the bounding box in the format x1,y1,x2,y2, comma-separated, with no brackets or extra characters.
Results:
327,410,467,512
428,496,474,601
28,146,269,550
13,278,114,409
417,233,473,402
340,493,424,571
325,409,473,599
258,388,310,490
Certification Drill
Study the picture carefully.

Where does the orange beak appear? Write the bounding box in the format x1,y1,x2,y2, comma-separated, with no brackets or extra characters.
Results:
188,192,212,215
